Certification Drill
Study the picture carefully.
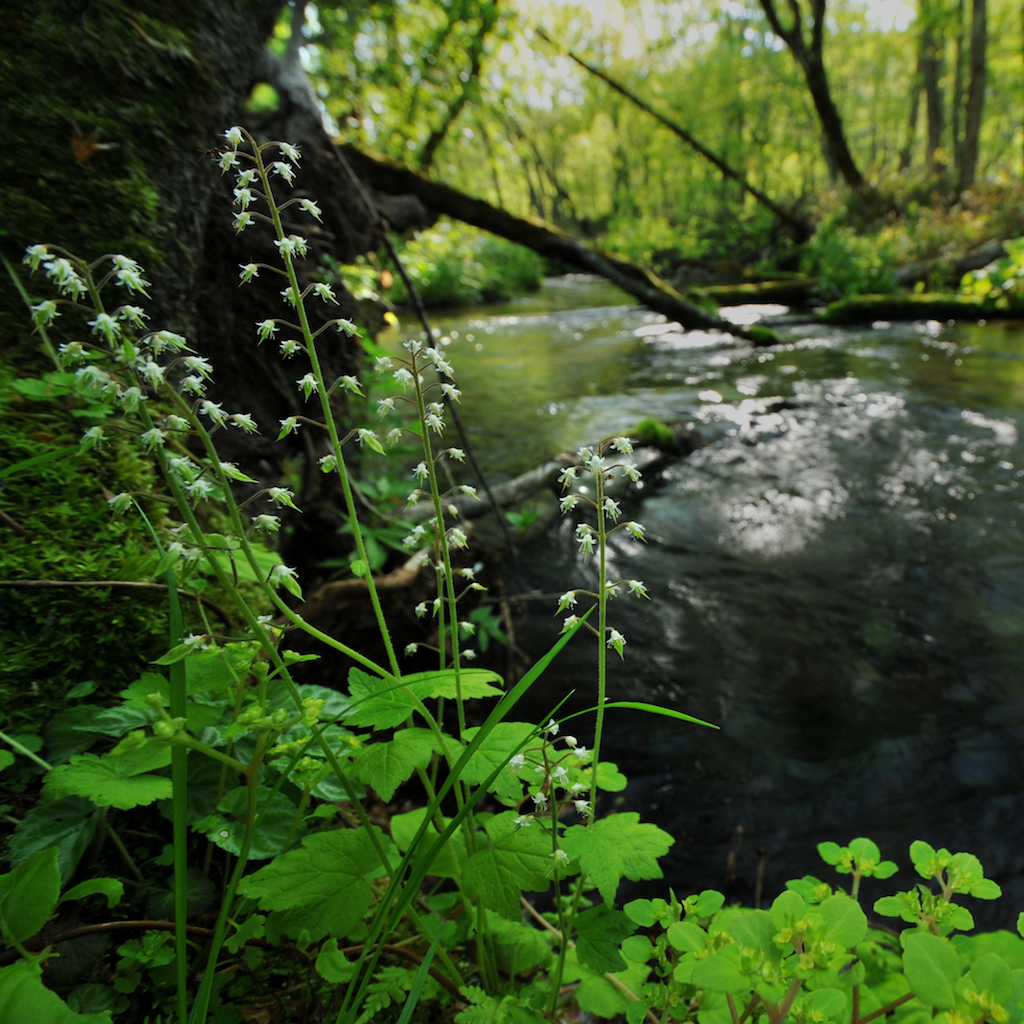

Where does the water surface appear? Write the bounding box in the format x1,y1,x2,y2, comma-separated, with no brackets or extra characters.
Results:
387,279,1024,920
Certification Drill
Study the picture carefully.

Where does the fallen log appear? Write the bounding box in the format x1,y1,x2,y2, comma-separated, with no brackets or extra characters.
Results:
689,278,819,307
818,292,988,323
338,144,779,347
892,242,1006,287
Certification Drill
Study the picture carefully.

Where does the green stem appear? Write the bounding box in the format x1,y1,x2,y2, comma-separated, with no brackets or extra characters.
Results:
0,731,53,773
589,455,609,819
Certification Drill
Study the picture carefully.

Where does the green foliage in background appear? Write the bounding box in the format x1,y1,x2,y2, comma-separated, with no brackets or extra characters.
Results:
959,239,1024,310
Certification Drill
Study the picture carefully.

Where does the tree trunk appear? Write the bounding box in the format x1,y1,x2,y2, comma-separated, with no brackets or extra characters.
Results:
959,0,987,189
757,0,864,190
920,0,946,175
899,47,924,170
952,0,966,171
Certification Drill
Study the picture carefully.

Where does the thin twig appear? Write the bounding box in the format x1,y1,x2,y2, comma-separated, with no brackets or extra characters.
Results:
0,509,27,535
0,579,235,627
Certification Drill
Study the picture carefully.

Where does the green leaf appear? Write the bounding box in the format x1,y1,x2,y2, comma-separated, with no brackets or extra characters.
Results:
691,945,752,993
8,797,97,885
694,890,726,917
560,813,674,905
901,930,962,1009
595,701,718,729
461,812,553,920
488,915,553,973
667,921,709,953
459,722,536,803
224,914,266,955
910,841,939,878
574,905,636,974
60,878,123,909
802,988,847,1020
967,953,1014,1006
42,747,172,810
950,906,975,932
730,910,777,957
401,669,503,700
0,847,61,944
562,947,651,1019
0,958,113,1023
818,842,843,866
0,751,14,773
353,728,436,802
969,878,1002,900
624,899,657,927
345,668,418,729
197,787,303,861
315,937,357,983
873,896,907,919
1017,913,1024,940
237,826,394,941
621,935,654,964
819,894,868,947
595,762,627,792
390,807,465,879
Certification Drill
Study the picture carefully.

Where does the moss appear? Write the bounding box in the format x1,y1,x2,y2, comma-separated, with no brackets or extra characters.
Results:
632,418,676,450
1,0,211,370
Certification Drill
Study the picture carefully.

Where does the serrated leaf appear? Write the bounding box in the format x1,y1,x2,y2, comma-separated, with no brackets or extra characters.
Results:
459,722,535,803
60,878,123,909
560,813,674,905
562,947,651,1019
8,797,97,885
42,746,172,810
353,728,435,802
198,787,304,861
0,847,61,944
901,930,962,1008
488,915,553,974
461,812,553,920
401,669,503,700
0,958,113,1023
237,826,394,941
345,668,418,729
819,894,868,947
574,905,636,974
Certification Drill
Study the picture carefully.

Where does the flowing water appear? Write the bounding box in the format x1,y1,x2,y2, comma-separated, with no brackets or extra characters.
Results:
387,276,1024,921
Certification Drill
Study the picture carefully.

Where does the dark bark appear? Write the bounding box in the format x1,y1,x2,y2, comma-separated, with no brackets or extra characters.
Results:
757,0,864,190
920,0,946,174
338,144,780,345
535,28,811,241
952,0,966,170
959,0,987,189
899,46,924,170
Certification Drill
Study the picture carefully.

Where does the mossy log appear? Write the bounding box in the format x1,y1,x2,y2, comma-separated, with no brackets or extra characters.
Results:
817,293,995,323
690,278,819,307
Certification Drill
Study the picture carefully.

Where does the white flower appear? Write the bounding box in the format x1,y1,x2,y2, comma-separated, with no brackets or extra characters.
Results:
574,800,592,816
180,374,206,395
270,161,295,184
440,383,461,401
223,126,244,147
150,330,187,354
446,447,465,462
229,412,259,433
447,527,468,550
607,629,627,658
414,602,428,618
182,633,207,649
233,187,254,209
296,373,318,399
412,462,429,481
252,514,281,532
610,436,634,454
233,212,254,232
199,400,227,425
278,141,301,163
118,305,148,327
393,368,414,389
236,168,257,186
624,463,642,483
623,521,646,541
575,524,596,557
268,564,299,586
573,746,590,762
558,591,577,611
87,313,120,341
299,198,322,220
140,427,167,449
114,266,150,294
550,849,569,863
267,487,299,510
356,428,379,448
460,485,478,499
312,282,337,303
337,375,362,393
318,454,337,473
182,356,213,378
23,244,50,270
238,263,260,283
532,792,548,811
424,412,444,433
551,765,569,781
462,649,477,661
514,814,534,828
57,341,85,363
561,615,580,633
559,495,580,514
278,416,300,438
374,356,394,372
377,397,395,417
544,719,559,737
564,735,578,748
509,754,526,768
627,579,649,599
602,497,621,520
279,339,301,358
107,492,133,514
256,320,278,342
404,643,419,657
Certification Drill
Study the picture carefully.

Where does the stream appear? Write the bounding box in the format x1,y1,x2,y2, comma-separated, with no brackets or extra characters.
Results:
386,275,1024,924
